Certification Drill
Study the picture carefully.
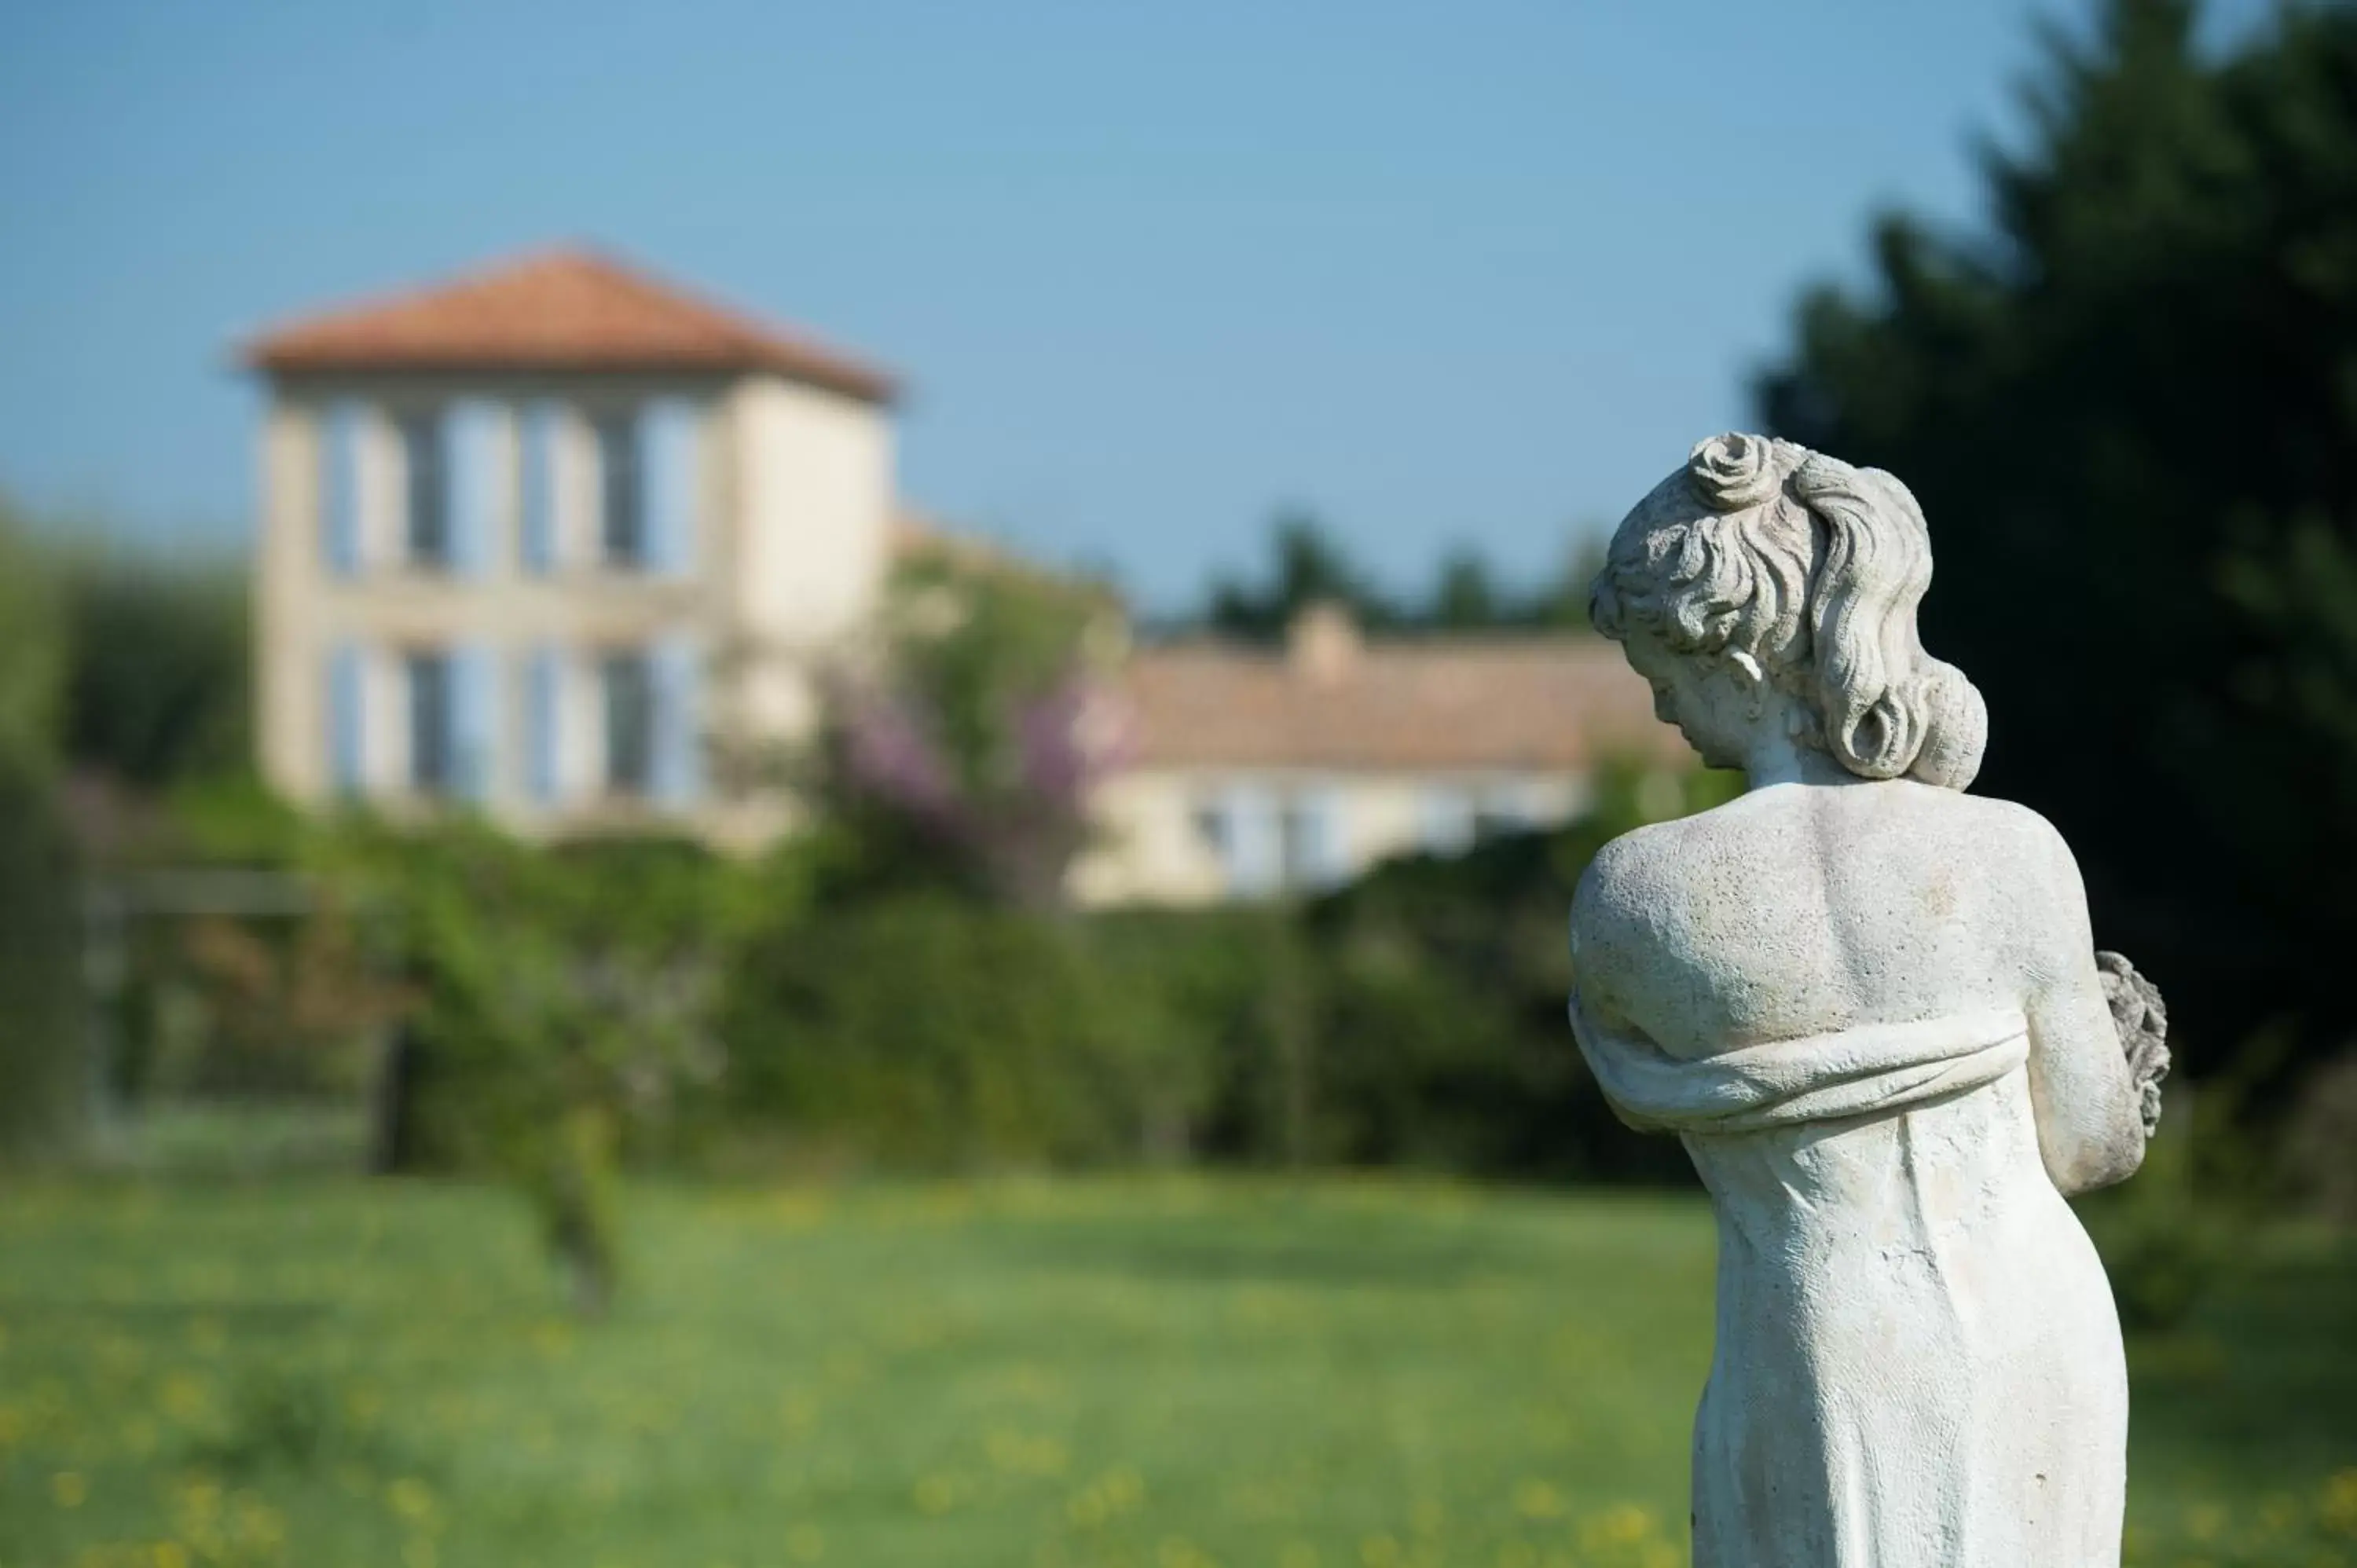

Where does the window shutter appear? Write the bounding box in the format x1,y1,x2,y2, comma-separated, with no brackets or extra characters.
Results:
639,398,701,576
328,642,366,795
650,634,703,808
443,401,501,577
450,644,497,802
525,645,563,805
324,403,364,577
562,649,601,802
1296,786,1349,890
1418,788,1474,855
520,403,559,573
1220,783,1281,897
1479,779,1538,836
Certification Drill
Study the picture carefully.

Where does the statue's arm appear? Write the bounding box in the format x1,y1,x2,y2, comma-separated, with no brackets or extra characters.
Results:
1568,848,1648,1031
1567,843,1692,1123
1567,856,1659,1132
2018,819,2148,1196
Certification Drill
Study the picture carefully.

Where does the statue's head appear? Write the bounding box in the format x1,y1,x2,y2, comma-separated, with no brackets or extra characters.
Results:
1590,433,1985,789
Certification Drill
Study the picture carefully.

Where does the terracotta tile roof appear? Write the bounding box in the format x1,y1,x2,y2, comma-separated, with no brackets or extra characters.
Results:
1115,617,1692,773
241,247,896,402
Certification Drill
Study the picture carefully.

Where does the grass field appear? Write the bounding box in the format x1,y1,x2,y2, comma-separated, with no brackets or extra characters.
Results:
0,1177,2349,1568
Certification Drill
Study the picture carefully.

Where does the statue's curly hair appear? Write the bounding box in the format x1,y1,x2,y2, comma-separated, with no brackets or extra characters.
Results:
1590,434,1986,790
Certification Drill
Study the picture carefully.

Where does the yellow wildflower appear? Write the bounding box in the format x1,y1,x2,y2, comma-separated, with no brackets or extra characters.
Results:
1513,1479,1565,1520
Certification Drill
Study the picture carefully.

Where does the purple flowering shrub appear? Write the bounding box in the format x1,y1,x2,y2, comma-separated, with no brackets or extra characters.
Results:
823,549,1129,907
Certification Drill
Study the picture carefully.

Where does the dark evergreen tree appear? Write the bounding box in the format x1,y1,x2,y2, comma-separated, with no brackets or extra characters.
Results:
1757,0,2357,1083
57,550,248,789
1429,549,1503,630
1204,510,1399,639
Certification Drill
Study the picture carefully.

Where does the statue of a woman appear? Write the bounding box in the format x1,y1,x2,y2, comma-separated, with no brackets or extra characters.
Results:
1570,434,2168,1566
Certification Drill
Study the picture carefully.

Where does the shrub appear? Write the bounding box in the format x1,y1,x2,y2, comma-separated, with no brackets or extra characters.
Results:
790,539,1124,910
1292,757,1739,1181
714,757,1737,1182
0,499,79,1160
0,765,82,1158
2077,1114,2232,1332
722,897,1221,1168
2284,1047,2357,1226
320,822,753,1312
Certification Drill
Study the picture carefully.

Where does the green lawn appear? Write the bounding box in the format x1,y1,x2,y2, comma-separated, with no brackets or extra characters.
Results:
0,1177,2348,1568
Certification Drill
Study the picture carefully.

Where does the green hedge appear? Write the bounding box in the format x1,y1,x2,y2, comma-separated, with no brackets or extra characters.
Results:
0,499,79,1160
711,760,1737,1181
710,871,1683,1181
335,761,1739,1185
721,899,1248,1169
0,764,84,1159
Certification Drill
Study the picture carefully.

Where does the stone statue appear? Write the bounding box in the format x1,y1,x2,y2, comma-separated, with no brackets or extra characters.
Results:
1568,434,2170,1566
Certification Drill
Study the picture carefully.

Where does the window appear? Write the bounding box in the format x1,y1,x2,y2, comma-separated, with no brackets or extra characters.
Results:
1280,790,1345,891
600,650,655,796
327,643,366,793
1195,784,1280,897
596,414,646,566
1474,782,1534,840
1418,788,1476,855
400,413,449,567
1194,785,1346,896
1190,797,1227,855
405,650,453,795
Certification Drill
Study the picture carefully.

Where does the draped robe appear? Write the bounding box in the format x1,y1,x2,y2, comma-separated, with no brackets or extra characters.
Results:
1570,999,2128,1567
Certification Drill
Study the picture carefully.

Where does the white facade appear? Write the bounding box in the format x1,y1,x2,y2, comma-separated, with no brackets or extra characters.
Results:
1065,613,1681,906
1071,767,1596,905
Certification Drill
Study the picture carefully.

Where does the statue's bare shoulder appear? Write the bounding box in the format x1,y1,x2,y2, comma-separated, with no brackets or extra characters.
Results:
1582,784,2067,913
1567,808,1736,1027
1568,815,1692,971
1571,784,2084,1040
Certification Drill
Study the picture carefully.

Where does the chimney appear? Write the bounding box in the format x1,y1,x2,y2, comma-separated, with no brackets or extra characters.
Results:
1288,600,1362,686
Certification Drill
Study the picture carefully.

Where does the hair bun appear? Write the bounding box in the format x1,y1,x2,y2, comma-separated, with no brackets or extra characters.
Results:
1687,434,1783,512
1905,658,1988,790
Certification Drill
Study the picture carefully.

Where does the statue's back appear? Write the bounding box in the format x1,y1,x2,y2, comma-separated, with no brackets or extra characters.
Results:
1574,777,2058,1057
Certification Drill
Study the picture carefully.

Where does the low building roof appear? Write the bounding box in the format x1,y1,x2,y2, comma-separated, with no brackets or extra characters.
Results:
240,247,897,402
1116,607,1690,774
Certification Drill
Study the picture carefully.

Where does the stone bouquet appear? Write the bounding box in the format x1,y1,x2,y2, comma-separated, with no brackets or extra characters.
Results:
1568,434,2168,1566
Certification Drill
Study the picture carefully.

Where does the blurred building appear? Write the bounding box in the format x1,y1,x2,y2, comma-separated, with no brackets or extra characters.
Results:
1076,604,1673,903
243,247,897,848
241,248,1677,893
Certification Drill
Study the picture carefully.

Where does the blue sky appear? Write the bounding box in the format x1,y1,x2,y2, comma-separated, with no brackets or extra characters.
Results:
0,0,2258,611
